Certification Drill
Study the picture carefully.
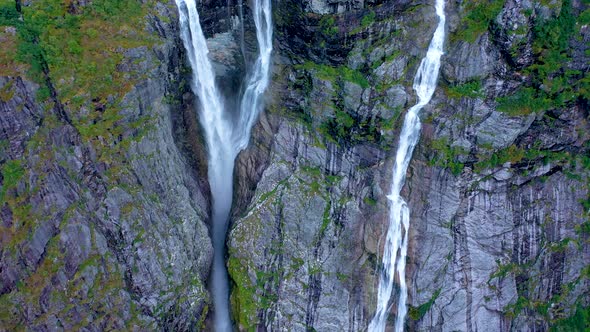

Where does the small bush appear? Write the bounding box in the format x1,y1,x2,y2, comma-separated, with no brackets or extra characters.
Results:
319,15,338,37
0,3,19,26
446,80,483,99
496,87,551,116
0,159,25,201
360,10,375,28
454,0,504,43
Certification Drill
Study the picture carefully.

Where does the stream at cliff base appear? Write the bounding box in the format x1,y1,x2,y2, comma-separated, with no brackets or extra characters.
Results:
174,0,272,330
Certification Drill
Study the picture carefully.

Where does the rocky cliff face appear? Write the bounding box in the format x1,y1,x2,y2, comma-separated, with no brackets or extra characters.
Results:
228,0,590,330
408,1,590,330
0,1,213,330
1,0,589,331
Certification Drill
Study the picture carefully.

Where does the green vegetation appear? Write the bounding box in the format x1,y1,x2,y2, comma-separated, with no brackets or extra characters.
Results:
0,27,23,77
496,87,551,116
319,106,354,142
0,81,14,101
318,108,381,145
489,261,519,280
229,235,286,329
430,134,579,180
474,144,525,170
446,80,483,99
297,61,369,88
228,256,258,330
349,10,376,34
0,0,158,145
408,289,441,320
38,0,153,105
0,159,25,201
340,66,370,89
576,219,590,236
427,137,467,176
503,282,588,325
0,1,45,79
453,0,504,42
229,169,344,330
319,200,332,235
1,0,161,193
360,10,376,28
319,15,338,37
295,61,382,145
474,143,571,172
530,0,575,84
578,150,590,233
531,0,587,103
363,196,377,207
0,2,18,26
336,111,354,130
496,0,589,115
0,202,151,328
371,50,402,70
0,1,169,328
486,178,590,326
551,303,590,332
378,107,402,133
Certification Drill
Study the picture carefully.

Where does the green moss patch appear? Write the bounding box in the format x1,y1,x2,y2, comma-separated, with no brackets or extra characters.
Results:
453,0,505,43
408,288,441,321
296,61,369,88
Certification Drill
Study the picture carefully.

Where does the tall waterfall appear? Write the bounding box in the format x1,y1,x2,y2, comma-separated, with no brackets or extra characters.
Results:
369,0,445,331
234,0,273,152
174,0,272,330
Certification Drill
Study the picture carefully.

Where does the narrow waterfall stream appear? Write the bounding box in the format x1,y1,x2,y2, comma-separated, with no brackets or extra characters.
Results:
369,1,446,331
234,0,273,152
174,0,272,330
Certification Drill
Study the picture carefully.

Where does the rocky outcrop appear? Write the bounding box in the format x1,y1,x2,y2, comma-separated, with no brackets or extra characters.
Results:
407,0,590,329
0,1,212,330
229,0,590,330
228,0,440,329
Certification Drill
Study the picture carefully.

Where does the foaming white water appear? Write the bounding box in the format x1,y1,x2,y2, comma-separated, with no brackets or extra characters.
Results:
369,1,445,331
175,0,233,330
174,0,272,330
234,0,273,152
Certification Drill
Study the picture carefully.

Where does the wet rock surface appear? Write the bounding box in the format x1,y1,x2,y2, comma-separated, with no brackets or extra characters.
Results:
0,2,212,330
1,0,589,331
228,0,590,330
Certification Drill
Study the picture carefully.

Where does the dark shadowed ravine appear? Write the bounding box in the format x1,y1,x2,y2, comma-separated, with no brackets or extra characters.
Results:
174,0,272,329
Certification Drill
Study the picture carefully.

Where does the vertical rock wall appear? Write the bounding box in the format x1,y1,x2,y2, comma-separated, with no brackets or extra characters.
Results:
229,0,590,330
0,1,213,330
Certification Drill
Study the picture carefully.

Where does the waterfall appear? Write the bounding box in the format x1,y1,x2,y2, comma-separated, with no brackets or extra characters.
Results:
234,0,273,152
369,0,445,331
174,0,272,330
175,0,234,330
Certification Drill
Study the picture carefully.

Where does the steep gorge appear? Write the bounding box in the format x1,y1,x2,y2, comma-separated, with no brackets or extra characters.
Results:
0,0,589,331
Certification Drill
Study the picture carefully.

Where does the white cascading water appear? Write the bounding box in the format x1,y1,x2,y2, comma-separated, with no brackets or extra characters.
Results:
175,0,234,330
174,0,272,330
369,0,445,331
234,0,273,152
